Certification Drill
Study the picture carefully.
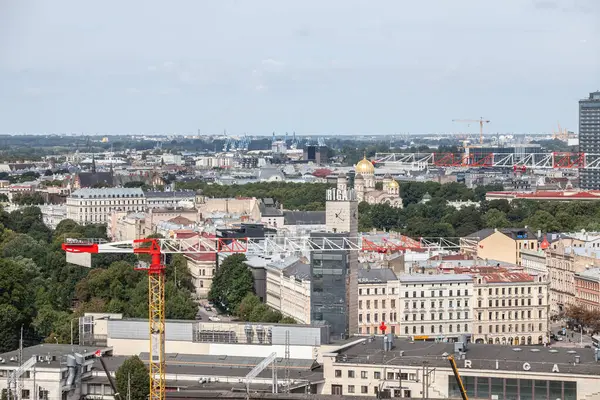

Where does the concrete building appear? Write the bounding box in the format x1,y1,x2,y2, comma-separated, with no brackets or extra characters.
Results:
520,249,549,280
66,188,146,224
575,268,600,312
196,195,261,222
579,91,600,190
265,257,312,324
464,228,538,265
145,190,195,209
108,211,146,240
322,337,596,399
357,268,399,336
398,274,474,341
460,268,549,345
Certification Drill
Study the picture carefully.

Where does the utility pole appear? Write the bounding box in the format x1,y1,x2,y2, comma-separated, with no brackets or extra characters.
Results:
127,373,131,400
284,330,290,393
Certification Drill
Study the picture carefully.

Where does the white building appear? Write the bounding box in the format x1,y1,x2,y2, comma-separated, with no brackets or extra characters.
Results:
66,188,146,224
265,257,311,324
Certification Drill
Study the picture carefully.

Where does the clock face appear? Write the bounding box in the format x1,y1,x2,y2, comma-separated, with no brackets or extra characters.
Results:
334,208,348,221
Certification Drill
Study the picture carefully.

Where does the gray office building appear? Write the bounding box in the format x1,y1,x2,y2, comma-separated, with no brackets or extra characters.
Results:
309,231,351,339
579,91,600,189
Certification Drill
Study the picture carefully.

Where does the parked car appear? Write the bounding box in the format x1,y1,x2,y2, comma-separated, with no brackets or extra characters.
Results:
209,316,221,322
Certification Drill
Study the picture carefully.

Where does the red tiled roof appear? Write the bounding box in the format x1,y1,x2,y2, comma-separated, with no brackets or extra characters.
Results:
480,272,535,283
186,252,217,262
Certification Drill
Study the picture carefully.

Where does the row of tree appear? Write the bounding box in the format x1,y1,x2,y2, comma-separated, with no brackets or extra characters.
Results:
564,304,600,334
0,209,199,352
359,181,600,237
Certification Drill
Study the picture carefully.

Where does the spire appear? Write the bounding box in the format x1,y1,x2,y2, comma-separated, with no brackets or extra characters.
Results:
91,155,96,174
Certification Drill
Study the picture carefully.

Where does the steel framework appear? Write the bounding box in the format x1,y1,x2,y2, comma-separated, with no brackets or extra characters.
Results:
374,152,600,170
62,235,477,400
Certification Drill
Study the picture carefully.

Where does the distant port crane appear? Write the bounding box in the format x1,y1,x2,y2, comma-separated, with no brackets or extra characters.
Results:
62,235,477,400
453,118,491,145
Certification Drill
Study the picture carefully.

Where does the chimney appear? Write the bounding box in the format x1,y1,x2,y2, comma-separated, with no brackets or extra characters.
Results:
575,355,581,364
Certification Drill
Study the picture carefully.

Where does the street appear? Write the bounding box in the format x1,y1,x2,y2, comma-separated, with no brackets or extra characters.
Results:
195,301,234,322
549,321,593,348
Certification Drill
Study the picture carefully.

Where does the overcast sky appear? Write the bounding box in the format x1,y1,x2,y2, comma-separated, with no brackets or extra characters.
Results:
0,0,598,135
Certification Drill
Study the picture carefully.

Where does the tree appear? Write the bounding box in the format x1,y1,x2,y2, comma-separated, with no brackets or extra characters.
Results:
208,254,254,313
115,356,149,400
236,293,261,321
483,209,509,229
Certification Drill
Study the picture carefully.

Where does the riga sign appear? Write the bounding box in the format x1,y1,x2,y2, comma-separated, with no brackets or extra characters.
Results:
463,359,560,373
326,188,357,202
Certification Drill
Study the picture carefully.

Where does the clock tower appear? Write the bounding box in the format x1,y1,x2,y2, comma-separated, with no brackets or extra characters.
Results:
325,188,358,235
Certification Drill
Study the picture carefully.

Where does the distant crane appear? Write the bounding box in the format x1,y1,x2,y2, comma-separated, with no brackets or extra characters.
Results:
453,118,490,145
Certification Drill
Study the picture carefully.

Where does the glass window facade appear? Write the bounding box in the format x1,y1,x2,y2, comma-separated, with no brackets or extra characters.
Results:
310,232,350,338
448,376,577,400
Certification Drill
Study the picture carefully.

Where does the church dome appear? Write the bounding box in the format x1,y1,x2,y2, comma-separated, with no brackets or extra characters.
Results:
355,156,375,175
388,179,399,189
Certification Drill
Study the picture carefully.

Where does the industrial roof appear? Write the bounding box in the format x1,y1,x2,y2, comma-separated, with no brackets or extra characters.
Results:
71,187,144,198
333,338,600,376
358,268,398,283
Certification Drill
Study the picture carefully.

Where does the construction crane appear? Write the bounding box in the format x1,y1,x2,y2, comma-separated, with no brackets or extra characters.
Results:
452,118,490,145
62,236,474,400
447,355,468,400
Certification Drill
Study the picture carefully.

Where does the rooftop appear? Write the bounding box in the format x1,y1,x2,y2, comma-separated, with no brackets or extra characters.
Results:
488,190,600,200
332,337,600,376
358,268,398,283
71,187,144,198
398,274,473,284
576,268,600,281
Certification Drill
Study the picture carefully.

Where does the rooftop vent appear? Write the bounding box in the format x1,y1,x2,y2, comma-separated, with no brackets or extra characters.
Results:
530,349,540,352
512,348,522,352
549,349,558,353
567,350,577,354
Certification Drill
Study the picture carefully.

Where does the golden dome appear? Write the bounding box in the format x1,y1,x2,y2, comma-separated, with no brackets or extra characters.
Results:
355,156,375,175
388,179,399,189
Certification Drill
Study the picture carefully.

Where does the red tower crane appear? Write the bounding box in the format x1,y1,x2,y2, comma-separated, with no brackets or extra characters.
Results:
62,235,474,400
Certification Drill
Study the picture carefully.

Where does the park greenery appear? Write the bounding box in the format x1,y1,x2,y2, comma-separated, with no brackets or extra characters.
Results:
564,304,600,334
0,209,197,353
208,254,296,324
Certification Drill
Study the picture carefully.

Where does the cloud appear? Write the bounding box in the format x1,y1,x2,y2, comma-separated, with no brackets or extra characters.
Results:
261,59,285,69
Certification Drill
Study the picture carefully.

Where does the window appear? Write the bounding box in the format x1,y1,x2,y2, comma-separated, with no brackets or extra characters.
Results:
361,386,368,394
361,371,368,379
431,313,435,320
420,291,424,297
538,310,542,318
382,288,386,295
478,326,482,333
348,370,355,378
359,289,362,295
374,300,378,309
348,385,355,393
405,292,409,298
382,300,386,308
387,372,394,380
382,313,386,321
366,289,370,295
359,314,363,322
359,300,362,309
331,385,342,395
22,390,30,400
391,300,396,308
478,288,482,296
439,313,443,320
335,370,342,378
457,289,461,296
449,290,453,296
405,326,409,334
421,313,425,320
367,300,371,309
374,371,381,379
413,291,416,297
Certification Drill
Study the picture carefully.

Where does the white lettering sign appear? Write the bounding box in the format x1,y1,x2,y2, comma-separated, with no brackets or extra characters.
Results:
464,360,472,369
523,362,531,371
464,360,560,373
326,188,356,202
552,364,559,373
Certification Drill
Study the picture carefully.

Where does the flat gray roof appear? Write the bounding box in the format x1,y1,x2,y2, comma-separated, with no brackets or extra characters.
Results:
334,338,600,376
398,274,473,283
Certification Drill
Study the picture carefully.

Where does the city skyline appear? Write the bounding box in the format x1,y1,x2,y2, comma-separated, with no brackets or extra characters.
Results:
0,0,599,135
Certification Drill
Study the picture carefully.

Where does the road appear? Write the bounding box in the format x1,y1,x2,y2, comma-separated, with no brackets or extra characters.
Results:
195,301,234,322
549,321,593,348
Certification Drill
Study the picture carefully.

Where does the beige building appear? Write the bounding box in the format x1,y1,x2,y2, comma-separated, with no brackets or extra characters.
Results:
520,248,549,280
108,211,146,241
464,268,549,346
185,252,217,298
357,269,399,335
145,207,199,235
196,195,261,221
464,228,538,265
66,188,146,225
265,258,311,324
398,274,474,340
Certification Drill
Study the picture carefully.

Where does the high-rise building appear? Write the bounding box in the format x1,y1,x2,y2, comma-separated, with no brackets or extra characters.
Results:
579,91,600,189
310,188,359,339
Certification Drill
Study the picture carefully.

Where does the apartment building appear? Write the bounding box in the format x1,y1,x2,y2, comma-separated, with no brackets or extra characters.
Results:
357,269,399,335
575,268,600,312
546,248,589,316
66,188,146,224
265,257,312,324
185,252,216,298
398,274,474,340
465,269,549,345
464,228,538,265
520,249,548,279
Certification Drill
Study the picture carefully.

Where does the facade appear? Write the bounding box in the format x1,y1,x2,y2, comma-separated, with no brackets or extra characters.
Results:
357,268,399,335
398,274,474,341
108,211,146,240
575,268,600,312
579,91,600,189
464,228,538,265
145,190,195,208
520,249,549,280
323,337,595,399
66,188,146,224
265,257,312,324
467,269,549,345
185,252,217,298
546,249,586,316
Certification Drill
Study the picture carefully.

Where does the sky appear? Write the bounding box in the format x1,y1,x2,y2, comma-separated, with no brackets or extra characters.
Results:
0,0,599,135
